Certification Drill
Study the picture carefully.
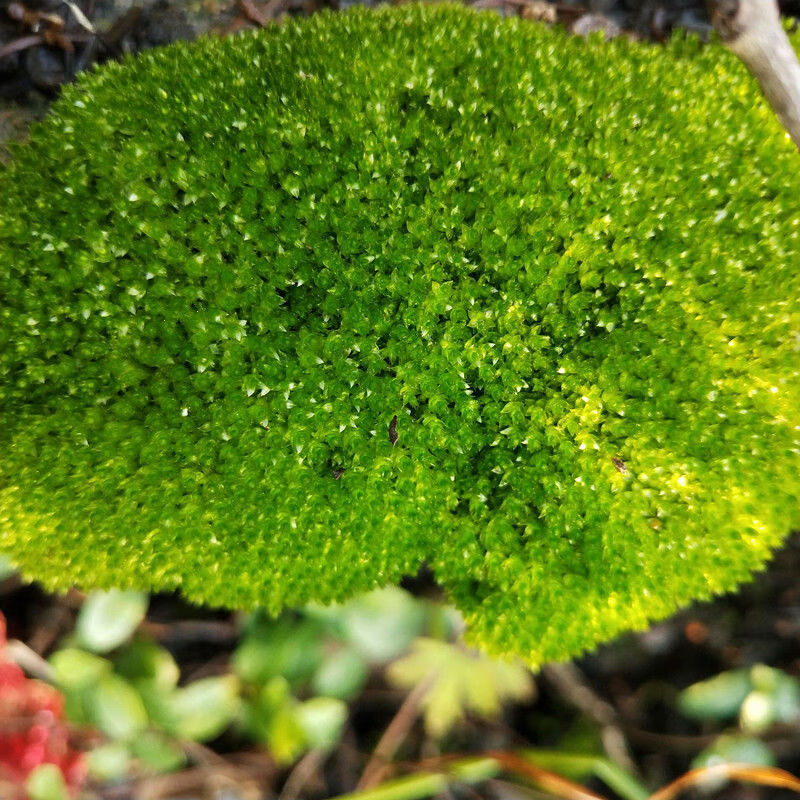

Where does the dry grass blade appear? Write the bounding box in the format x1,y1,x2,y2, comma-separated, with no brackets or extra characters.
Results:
485,751,608,800
649,763,800,800
357,673,436,791
62,1,95,33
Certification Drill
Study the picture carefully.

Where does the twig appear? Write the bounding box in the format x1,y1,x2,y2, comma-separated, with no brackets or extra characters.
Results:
28,600,74,656
238,0,281,26
356,673,436,790
182,739,229,766
709,0,800,150
139,618,238,646
181,652,233,683
278,747,328,800
7,2,64,29
0,35,44,58
6,639,55,682
542,663,637,775
621,725,719,753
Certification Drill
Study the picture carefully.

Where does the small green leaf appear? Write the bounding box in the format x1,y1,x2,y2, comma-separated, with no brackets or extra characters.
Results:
166,675,240,742
130,731,187,773
297,697,347,749
240,677,308,763
678,670,753,721
387,638,533,738
266,703,308,764
77,590,148,653
330,587,427,663
115,637,180,692
25,765,69,800
692,735,775,770
739,691,775,734
233,615,322,686
312,647,368,700
90,674,149,741
88,743,132,781
135,680,174,730
49,648,111,689
62,687,92,727
736,666,800,734
749,665,800,724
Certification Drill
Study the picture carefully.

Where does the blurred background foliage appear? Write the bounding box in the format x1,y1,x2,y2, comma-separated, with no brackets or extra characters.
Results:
3,536,800,800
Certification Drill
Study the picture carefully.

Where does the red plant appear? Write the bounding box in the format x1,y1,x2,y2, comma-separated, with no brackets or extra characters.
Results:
0,613,86,794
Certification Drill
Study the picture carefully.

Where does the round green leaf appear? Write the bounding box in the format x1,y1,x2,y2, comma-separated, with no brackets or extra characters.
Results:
130,731,187,773
749,665,800,724
114,637,180,692
678,670,753,722
233,616,323,687
88,743,132,782
312,647,368,700
693,735,775,770
77,591,148,653
49,647,111,690
739,691,775,734
90,674,149,741
25,765,69,800
297,697,347,749
338,588,427,663
166,675,240,742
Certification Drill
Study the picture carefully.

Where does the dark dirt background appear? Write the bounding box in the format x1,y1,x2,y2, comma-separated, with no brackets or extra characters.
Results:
2,0,799,144
4,532,800,799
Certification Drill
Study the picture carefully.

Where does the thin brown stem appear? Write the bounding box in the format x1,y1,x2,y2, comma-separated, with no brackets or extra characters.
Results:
542,663,637,775
356,673,436,791
648,763,800,800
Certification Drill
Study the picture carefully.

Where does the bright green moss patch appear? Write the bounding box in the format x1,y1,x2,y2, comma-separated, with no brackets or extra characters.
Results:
1,5,800,665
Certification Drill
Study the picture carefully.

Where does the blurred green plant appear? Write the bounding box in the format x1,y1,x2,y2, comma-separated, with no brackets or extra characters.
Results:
75,591,149,654
387,637,534,737
232,587,435,762
45,586,532,783
678,664,800,771
0,555,15,583
25,764,70,800
329,749,650,800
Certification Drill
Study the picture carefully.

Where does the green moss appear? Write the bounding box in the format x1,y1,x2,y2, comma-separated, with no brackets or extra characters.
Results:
1,4,799,665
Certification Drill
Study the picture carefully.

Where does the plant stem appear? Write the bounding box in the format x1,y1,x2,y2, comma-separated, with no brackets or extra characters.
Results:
333,757,499,800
